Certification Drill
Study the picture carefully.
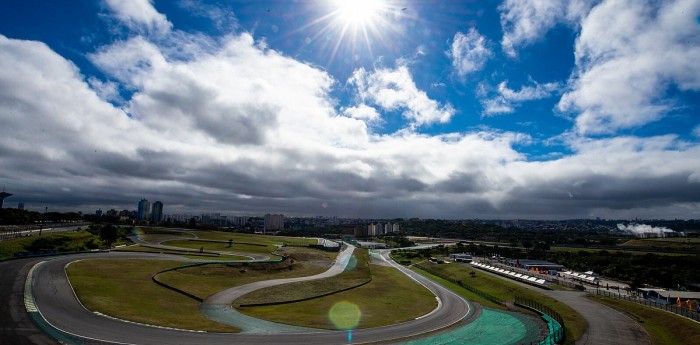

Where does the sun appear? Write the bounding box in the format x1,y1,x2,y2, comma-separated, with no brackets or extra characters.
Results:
334,0,382,26
296,0,402,67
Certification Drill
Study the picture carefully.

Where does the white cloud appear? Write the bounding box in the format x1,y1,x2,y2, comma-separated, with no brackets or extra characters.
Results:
481,80,560,115
348,65,455,128
448,28,492,78
482,98,515,115
178,0,238,32
343,104,382,123
559,0,700,135
87,77,124,104
104,0,172,34
1,31,700,219
88,36,166,90
499,0,596,57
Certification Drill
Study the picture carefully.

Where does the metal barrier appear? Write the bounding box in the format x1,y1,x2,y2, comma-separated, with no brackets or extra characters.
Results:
514,296,566,345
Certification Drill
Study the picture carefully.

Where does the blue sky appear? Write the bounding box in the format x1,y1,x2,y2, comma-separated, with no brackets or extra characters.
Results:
0,0,699,219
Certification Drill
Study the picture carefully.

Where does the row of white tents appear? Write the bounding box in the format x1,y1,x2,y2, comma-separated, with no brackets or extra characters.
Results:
471,262,547,285
559,270,597,283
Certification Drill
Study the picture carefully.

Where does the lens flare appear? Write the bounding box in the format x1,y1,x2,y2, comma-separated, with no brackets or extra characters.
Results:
132,227,145,239
328,301,362,330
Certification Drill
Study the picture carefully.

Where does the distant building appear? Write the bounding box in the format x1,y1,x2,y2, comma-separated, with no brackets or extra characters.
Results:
0,191,12,209
367,223,385,237
392,223,400,233
450,253,472,262
151,201,163,223
137,199,150,221
17,202,24,210
232,216,249,226
508,259,563,273
95,208,103,217
384,223,392,234
264,213,284,233
354,226,368,238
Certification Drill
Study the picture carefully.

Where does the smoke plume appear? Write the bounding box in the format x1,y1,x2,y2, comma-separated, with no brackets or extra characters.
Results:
616,223,675,238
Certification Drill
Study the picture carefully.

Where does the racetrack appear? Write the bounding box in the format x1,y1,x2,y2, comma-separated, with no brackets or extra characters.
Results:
16,249,472,344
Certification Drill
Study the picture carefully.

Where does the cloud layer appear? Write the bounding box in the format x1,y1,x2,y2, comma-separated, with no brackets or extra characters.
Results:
0,0,698,219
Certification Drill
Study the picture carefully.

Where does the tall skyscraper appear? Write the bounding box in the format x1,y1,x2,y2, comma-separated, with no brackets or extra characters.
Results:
137,199,150,220
151,201,163,223
264,213,285,233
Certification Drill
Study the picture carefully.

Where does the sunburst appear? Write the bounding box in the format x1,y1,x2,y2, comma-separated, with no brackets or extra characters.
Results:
294,0,406,67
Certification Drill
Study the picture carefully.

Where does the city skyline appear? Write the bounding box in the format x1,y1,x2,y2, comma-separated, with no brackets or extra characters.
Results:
0,1,699,220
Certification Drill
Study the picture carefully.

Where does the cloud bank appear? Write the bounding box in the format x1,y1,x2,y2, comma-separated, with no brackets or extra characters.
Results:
0,0,698,220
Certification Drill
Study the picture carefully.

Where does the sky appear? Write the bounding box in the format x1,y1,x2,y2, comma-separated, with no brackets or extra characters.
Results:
0,0,699,220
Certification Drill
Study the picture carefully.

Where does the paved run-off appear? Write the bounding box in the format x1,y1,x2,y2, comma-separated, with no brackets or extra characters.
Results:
402,308,540,345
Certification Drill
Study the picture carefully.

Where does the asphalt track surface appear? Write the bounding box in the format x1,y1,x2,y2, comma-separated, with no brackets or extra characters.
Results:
0,257,57,345
5,249,472,345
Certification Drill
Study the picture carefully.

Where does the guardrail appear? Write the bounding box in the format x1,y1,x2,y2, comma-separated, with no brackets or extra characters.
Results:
590,289,700,322
514,296,565,345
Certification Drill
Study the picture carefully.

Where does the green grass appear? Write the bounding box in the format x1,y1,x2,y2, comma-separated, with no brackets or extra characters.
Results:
66,258,239,332
157,259,332,300
428,263,587,345
135,227,196,237
620,239,700,251
551,246,693,256
234,250,370,306
0,230,102,259
389,250,429,265
590,295,700,345
192,231,317,247
237,262,438,330
115,244,214,255
409,266,505,311
135,228,317,247
114,244,253,261
161,239,276,255
183,254,253,261
277,246,339,262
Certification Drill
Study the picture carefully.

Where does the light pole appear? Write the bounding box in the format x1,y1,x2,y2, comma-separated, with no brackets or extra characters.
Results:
39,206,47,236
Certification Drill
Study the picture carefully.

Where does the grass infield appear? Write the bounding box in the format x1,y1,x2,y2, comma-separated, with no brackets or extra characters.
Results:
233,249,371,306
66,258,239,332
237,261,438,330
157,259,333,300
160,240,275,255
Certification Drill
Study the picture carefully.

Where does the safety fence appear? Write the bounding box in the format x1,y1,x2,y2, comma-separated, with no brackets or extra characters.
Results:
514,296,565,345
591,289,700,322
413,264,503,305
